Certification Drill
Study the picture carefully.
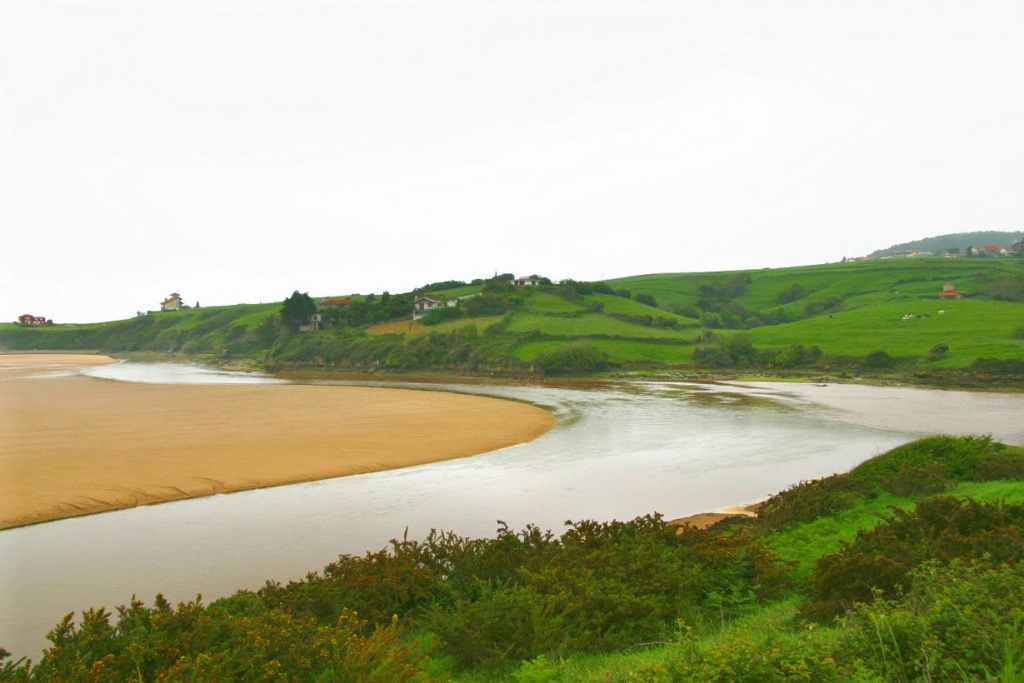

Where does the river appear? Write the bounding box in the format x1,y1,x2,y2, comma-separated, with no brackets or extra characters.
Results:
2,362,1022,660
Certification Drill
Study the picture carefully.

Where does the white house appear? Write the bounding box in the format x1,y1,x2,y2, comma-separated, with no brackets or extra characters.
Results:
510,276,542,286
413,295,459,320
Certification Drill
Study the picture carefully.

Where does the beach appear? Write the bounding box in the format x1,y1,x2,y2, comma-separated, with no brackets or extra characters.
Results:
0,355,556,530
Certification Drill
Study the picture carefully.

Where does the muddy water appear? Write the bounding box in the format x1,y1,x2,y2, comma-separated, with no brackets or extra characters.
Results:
2,363,1021,659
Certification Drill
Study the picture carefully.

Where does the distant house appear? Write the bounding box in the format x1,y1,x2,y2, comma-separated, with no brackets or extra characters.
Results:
510,276,543,286
977,245,1008,257
413,295,459,320
938,284,964,299
1011,239,1024,254
17,314,47,325
161,293,184,311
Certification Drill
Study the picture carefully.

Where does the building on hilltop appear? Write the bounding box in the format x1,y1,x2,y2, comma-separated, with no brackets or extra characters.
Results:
161,293,184,311
17,314,49,325
510,276,543,286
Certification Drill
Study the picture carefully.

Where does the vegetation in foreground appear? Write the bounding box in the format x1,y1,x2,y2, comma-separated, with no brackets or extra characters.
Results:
2,255,1024,385
3,435,1024,681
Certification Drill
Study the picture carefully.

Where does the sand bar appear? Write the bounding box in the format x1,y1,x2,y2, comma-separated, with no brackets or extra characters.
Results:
0,355,556,530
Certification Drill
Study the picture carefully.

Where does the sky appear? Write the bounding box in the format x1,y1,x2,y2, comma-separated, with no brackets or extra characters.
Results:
2,1,1023,324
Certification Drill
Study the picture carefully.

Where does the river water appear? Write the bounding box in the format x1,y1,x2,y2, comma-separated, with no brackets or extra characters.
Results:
3,362,1022,659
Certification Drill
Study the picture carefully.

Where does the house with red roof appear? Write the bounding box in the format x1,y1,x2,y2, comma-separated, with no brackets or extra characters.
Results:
17,314,48,325
938,284,963,299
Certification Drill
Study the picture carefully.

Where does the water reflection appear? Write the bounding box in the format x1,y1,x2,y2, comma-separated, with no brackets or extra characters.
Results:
2,362,1020,659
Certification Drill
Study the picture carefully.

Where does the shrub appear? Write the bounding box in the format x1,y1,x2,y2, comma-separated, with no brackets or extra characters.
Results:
756,475,876,531
860,349,895,370
776,283,807,304
420,306,465,325
839,559,1024,681
771,343,822,369
802,496,1024,622
533,343,609,374
29,597,436,682
463,293,512,317
971,357,1024,376
666,621,844,682
848,435,1019,492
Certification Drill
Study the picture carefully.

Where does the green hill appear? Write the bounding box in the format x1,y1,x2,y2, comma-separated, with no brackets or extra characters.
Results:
3,258,1023,382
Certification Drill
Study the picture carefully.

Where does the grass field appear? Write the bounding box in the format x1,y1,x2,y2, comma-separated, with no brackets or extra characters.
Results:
748,297,1024,366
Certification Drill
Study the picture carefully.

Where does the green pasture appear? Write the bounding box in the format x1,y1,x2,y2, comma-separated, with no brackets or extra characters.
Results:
506,312,693,339
422,316,505,336
609,257,1024,314
748,297,1024,364
582,292,698,323
520,290,587,313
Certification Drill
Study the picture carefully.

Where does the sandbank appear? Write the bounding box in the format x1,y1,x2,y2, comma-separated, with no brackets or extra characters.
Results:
669,502,763,531
0,355,555,530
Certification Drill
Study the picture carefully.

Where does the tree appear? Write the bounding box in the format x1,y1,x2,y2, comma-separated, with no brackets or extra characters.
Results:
634,293,658,308
255,315,283,347
281,291,316,332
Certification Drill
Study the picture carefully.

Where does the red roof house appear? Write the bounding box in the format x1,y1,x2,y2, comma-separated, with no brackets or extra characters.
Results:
938,284,963,299
17,314,47,325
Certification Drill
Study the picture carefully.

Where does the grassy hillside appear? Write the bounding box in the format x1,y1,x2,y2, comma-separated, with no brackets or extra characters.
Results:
3,257,1023,380
0,302,281,356
7,436,1024,680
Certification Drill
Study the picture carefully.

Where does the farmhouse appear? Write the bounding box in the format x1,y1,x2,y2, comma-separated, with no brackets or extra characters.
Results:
413,295,459,320
510,276,543,286
305,297,354,330
160,293,184,311
17,314,48,325
938,284,964,299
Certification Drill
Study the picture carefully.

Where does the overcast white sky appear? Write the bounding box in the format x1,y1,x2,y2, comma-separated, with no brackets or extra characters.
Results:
2,0,1022,323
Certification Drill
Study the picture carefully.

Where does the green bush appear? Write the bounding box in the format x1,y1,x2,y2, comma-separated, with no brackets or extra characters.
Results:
847,435,1020,493
420,306,465,325
665,622,844,682
802,496,1024,622
533,343,610,374
756,475,877,531
971,357,1024,376
860,349,896,370
839,559,1024,681
28,596,436,682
